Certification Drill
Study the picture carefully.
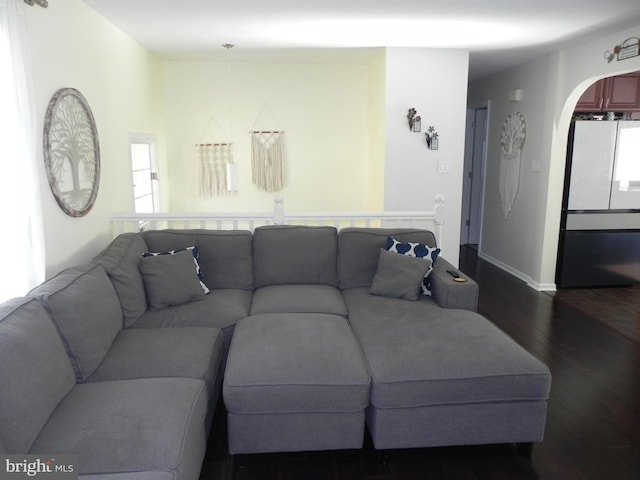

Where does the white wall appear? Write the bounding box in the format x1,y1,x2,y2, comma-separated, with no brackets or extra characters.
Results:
383,48,470,266
162,60,372,213
468,56,552,285
25,0,164,277
468,23,640,289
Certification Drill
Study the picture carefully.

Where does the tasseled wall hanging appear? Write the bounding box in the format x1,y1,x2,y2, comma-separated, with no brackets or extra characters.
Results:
196,142,234,197
250,103,285,192
195,110,237,197
251,131,285,192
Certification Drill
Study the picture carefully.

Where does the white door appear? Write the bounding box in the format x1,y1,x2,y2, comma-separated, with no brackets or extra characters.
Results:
129,134,160,214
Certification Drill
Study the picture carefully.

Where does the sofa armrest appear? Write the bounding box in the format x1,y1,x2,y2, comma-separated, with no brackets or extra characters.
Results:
429,258,478,311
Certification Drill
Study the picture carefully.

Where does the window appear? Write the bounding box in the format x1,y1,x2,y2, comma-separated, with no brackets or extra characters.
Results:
129,134,160,214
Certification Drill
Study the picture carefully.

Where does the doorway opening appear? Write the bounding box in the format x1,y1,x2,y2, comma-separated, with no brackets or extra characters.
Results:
460,106,488,248
129,133,160,214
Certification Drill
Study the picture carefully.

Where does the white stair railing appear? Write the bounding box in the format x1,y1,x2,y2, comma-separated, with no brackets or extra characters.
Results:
110,195,446,244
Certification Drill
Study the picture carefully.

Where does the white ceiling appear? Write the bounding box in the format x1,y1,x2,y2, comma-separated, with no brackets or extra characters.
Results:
83,0,640,80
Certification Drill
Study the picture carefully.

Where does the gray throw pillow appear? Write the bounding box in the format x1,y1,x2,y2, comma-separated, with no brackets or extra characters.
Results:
370,249,433,301
140,249,206,310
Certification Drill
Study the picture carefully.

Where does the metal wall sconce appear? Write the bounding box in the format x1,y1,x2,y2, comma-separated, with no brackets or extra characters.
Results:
408,109,439,149
426,126,439,150
407,108,422,132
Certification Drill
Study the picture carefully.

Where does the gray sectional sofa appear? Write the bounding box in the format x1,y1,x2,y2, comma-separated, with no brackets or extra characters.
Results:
0,224,551,479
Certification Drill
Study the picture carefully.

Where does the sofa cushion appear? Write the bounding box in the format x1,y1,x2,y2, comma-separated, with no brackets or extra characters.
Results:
93,233,149,327
338,228,437,290
250,284,348,316
343,288,551,408
253,225,338,287
370,249,432,301
87,327,224,400
131,288,253,358
28,263,123,383
140,248,208,310
132,288,252,331
386,236,440,295
143,245,210,293
141,229,254,290
30,378,208,479
0,297,76,453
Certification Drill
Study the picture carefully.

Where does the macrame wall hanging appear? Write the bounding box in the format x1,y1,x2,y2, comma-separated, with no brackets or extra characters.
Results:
251,131,285,192
195,142,236,197
195,113,237,197
250,104,285,192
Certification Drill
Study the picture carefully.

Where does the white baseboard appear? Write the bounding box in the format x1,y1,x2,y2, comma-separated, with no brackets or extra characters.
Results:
477,251,557,292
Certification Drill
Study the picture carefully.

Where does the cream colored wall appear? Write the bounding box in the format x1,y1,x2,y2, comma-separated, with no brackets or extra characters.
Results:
162,60,372,213
25,0,164,277
366,50,386,210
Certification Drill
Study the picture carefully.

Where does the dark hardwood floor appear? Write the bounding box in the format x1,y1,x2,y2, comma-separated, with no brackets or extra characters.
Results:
200,246,640,479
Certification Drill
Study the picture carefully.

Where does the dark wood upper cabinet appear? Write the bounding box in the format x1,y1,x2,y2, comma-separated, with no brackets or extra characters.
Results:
575,72,640,112
575,81,606,111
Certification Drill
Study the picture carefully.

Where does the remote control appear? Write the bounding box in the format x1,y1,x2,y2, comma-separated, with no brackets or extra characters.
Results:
447,269,467,282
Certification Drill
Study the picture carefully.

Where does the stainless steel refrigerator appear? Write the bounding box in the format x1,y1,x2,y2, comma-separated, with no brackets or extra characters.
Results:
557,120,640,287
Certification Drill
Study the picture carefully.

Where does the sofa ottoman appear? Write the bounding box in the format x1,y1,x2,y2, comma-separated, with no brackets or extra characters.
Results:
223,313,371,454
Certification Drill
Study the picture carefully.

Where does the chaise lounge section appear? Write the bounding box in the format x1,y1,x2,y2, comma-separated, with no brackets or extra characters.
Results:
337,227,551,450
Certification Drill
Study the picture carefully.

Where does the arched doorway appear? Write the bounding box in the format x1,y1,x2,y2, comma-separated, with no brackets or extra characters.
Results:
556,71,640,288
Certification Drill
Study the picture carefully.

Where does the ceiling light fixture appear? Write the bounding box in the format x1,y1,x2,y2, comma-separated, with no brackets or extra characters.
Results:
265,18,523,49
222,43,235,141
222,43,238,193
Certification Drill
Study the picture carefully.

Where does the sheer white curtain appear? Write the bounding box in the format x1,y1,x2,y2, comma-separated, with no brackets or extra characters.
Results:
0,0,45,302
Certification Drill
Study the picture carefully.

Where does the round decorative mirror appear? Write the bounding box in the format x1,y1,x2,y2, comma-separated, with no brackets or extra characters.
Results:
43,88,100,217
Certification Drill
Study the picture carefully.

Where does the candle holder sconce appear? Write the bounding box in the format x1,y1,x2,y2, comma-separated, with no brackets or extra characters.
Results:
407,108,422,132
426,126,439,150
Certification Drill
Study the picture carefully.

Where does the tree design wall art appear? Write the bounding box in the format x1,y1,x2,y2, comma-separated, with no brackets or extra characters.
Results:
43,88,100,217
499,112,526,218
